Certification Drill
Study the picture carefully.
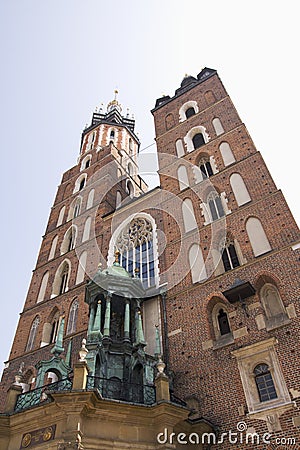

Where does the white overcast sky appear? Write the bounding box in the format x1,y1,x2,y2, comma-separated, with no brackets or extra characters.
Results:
0,0,299,371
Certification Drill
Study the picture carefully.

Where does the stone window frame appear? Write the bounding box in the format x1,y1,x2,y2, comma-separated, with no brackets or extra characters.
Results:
212,302,234,348
200,191,231,226
232,338,292,416
26,316,40,352
80,154,92,172
184,126,210,153
259,283,290,331
179,100,199,122
108,213,160,289
73,173,87,193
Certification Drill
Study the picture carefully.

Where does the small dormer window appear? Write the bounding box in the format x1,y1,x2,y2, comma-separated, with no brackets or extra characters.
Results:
85,159,90,169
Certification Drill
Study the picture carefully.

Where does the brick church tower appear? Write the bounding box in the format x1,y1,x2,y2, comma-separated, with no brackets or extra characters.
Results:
0,68,299,449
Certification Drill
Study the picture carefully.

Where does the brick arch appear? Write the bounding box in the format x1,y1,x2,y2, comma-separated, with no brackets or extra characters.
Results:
201,183,222,200
253,271,282,293
205,293,232,340
205,292,229,314
194,151,211,166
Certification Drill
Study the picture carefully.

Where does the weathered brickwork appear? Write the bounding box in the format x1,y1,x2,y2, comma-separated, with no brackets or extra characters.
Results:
1,68,299,449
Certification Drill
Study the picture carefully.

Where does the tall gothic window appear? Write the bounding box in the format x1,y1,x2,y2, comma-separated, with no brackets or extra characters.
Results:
254,364,277,402
67,299,79,335
26,316,40,352
114,217,156,288
221,241,240,272
199,158,213,179
208,193,224,221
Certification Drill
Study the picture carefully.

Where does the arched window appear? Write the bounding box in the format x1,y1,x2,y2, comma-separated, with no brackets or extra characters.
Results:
230,173,251,206
26,316,40,352
179,101,199,122
37,272,49,303
165,113,175,130
60,267,69,294
246,217,271,256
48,235,58,260
86,189,95,209
86,131,96,152
254,364,277,402
182,198,197,232
52,260,71,297
116,191,122,208
79,178,85,191
61,226,77,254
212,303,233,342
199,157,213,179
260,284,287,322
177,165,189,191
185,107,195,119
110,129,115,142
188,244,207,283
192,133,205,150
175,139,185,157
73,201,80,218
221,240,240,272
82,217,91,242
219,142,235,166
41,307,60,346
57,206,65,227
127,180,134,198
68,197,82,220
204,90,216,105
113,216,157,288
49,310,60,344
80,155,92,171
67,299,79,335
76,251,87,284
217,309,231,335
74,174,87,193
208,193,225,221
212,117,224,136
128,162,133,176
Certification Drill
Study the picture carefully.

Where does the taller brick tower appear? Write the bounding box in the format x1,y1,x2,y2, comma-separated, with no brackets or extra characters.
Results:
0,68,299,450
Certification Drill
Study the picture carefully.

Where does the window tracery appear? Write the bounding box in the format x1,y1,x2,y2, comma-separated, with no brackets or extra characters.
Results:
115,217,156,288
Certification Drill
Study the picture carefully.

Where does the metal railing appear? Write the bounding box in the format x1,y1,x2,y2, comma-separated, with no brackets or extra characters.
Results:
14,378,72,412
86,376,156,405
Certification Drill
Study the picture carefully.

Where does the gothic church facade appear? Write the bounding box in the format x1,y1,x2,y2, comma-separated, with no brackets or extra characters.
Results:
0,68,300,449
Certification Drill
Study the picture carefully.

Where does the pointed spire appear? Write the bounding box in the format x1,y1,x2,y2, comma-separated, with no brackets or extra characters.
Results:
92,300,103,338
135,308,146,345
51,317,65,356
65,338,73,367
